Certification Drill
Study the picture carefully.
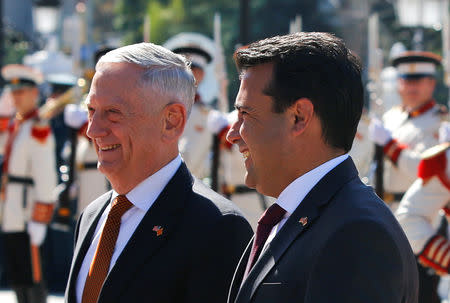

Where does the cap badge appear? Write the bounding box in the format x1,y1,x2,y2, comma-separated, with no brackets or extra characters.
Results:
408,63,417,73
153,225,164,236
11,78,19,85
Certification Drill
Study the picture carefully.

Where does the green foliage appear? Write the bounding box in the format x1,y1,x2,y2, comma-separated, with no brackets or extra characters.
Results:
147,0,185,44
114,0,149,44
3,28,32,65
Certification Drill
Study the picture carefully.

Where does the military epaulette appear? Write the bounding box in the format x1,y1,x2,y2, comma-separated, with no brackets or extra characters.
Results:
31,119,51,143
417,143,449,180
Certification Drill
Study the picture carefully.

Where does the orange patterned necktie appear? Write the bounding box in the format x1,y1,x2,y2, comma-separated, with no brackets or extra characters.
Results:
82,195,133,303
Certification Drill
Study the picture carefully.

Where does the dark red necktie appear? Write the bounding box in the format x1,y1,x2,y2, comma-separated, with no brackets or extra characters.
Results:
82,195,133,303
244,203,286,279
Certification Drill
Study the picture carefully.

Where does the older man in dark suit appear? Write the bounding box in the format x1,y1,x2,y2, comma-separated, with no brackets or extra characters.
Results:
64,42,252,303
226,32,419,303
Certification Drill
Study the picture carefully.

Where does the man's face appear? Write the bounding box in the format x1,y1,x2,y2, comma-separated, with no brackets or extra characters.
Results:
397,76,436,110
86,62,164,191
10,86,38,115
226,63,291,197
191,67,205,85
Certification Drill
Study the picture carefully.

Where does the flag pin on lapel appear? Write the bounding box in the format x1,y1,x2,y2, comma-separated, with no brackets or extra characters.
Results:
299,217,308,226
153,225,164,236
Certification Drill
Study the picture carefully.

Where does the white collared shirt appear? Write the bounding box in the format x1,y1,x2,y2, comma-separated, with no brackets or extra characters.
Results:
262,154,349,252
75,155,182,303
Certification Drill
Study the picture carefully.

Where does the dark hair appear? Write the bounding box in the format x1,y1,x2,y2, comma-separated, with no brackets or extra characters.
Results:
234,32,363,152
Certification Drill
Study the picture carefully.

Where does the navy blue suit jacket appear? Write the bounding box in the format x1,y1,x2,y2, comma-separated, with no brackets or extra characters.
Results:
228,157,418,303
65,163,253,303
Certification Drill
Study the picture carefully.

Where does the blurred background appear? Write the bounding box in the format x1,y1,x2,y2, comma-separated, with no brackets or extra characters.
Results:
1,0,450,297
2,0,450,108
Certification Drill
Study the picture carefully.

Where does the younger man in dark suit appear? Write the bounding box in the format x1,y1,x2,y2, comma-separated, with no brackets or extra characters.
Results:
226,32,419,303
64,42,252,303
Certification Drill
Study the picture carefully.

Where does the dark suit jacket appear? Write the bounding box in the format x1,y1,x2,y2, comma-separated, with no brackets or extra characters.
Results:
65,163,253,303
228,157,418,303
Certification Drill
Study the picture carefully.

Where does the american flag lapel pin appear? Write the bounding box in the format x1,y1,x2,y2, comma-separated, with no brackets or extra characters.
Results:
299,217,308,226
153,225,164,236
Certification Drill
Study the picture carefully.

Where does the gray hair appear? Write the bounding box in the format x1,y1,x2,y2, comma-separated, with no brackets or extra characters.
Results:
97,42,196,113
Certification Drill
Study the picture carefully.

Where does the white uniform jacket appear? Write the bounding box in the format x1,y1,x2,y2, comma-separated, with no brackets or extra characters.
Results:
1,113,57,232
396,144,450,254
179,101,213,179
383,101,446,193
75,135,109,216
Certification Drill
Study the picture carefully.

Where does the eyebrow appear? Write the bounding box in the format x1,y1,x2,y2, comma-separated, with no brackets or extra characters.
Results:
234,104,253,111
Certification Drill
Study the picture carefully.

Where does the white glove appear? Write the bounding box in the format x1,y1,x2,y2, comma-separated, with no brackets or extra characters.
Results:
64,104,88,129
207,110,229,134
439,122,450,143
368,118,392,146
27,221,47,246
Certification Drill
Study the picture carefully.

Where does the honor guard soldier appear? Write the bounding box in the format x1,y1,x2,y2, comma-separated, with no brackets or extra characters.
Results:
348,111,373,180
58,47,113,217
63,104,109,216
396,122,450,303
0,64,57,303
171,43,214,180
369,51,447,208
208,109,273,228
45,73,78,174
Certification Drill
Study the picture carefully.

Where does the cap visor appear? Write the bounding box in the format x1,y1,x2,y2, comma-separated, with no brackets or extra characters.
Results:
398,73,434,80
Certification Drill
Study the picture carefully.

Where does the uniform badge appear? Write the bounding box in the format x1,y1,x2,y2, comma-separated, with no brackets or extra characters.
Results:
152,225,164,236
299,217,308,226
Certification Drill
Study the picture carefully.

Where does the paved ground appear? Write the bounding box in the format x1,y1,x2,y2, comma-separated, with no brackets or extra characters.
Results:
0,289,64,303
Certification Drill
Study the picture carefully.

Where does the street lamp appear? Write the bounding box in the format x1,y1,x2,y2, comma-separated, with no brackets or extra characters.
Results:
32,0,61,49
395,0,446,50
396,0,443,28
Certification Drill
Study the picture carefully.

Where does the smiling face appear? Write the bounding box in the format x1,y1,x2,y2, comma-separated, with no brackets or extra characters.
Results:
86,62,168,193
226,63,292,197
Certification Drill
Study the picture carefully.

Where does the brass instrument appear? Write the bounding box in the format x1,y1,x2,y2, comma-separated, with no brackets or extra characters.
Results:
38,77,88,120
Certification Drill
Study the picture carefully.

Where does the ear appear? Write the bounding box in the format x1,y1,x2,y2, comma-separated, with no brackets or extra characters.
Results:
290,98,314,136
162,103,187,142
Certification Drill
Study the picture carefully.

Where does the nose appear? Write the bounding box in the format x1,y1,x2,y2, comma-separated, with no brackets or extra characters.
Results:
86,111,108,140
226,118,242,145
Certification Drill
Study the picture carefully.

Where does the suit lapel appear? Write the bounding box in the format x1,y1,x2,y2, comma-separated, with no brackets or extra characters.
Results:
98,163,193,303
235,158,359,303
228,236,253,303
66,192,112,303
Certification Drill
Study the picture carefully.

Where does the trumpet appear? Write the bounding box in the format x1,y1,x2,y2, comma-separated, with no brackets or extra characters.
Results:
38,77,88,120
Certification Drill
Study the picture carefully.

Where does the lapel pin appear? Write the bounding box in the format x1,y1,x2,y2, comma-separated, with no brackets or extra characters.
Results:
152,225,164,236
299,217,308,226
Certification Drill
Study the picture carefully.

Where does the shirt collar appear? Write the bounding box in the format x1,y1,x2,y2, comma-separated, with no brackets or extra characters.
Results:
276,154,348,214
111,155,182,212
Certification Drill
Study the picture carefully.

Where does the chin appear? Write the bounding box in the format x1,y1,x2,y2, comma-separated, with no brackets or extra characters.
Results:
97,161,117,175
244,174,257,190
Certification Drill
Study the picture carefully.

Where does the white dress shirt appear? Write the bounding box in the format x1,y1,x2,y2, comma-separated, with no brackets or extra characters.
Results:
262,154,349,252
75,155,182,303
